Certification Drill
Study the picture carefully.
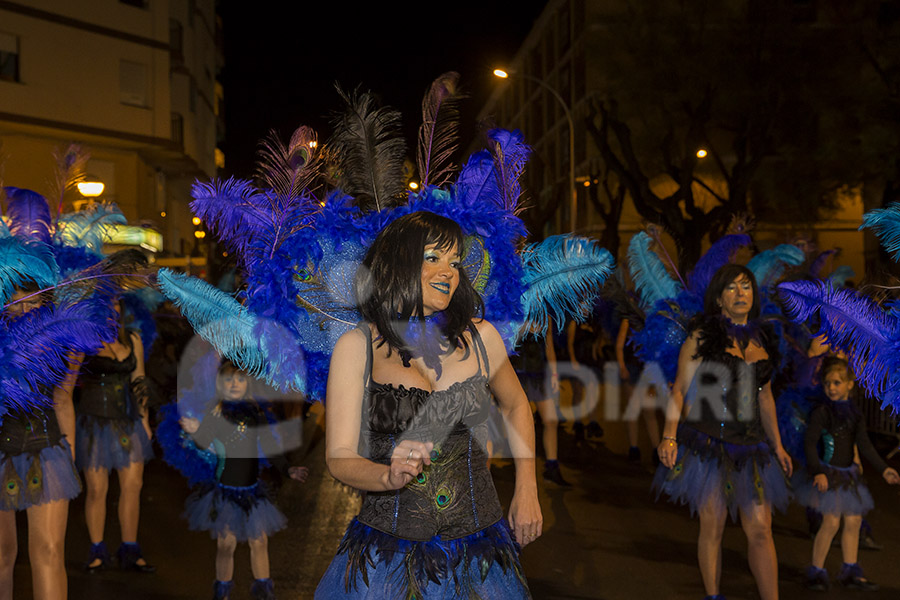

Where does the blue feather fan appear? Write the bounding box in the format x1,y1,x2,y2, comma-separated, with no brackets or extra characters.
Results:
4,187,53,244
627,232,681,308
0,237,59,305
520,235,614,339
778,279,900,412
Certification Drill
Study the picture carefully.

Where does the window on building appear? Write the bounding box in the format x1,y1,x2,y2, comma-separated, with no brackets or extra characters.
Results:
120,60,148,107
543,24,556,74
560,59,571,105
545,87,557,128
119,0,148,8
0,32,19,83
169,19,184,65
171,112,184,145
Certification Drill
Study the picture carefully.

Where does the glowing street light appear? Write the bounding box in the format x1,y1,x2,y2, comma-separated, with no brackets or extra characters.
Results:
409,181,419,190
194,230,206,239
77,175,105,198
192,216,202,226
696,149,708,158
493,67,576,232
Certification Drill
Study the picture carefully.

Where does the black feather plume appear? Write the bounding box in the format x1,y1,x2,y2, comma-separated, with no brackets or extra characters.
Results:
416,72,465,188
328,84,407,211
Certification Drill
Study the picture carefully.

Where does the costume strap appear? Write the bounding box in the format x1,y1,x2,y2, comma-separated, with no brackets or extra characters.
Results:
359,323,374,388
469,323,491,378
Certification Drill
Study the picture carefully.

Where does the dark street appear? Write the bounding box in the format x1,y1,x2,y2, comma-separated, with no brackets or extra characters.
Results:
12,421,900,599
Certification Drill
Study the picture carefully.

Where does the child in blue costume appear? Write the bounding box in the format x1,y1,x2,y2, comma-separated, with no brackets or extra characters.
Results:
316,212,540,599
180,361,308,600
798,357,900,591
654,264,793,600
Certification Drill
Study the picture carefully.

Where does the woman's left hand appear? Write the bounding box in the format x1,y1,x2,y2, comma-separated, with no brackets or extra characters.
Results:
775,445,792,477
509,489,542,548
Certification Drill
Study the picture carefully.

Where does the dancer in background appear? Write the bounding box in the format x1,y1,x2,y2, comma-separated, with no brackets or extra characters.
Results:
655,264,792,600
616,317,660,464
180,360,308,600
798,357,899,591
74,300,155,573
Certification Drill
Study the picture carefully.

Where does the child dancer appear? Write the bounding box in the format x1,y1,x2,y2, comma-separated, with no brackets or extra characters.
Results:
180,361,308,600
798,357,900,591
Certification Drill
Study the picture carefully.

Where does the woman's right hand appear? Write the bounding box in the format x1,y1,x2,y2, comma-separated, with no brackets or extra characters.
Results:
180,417,200,434
657,438,678,468
386,440,434,490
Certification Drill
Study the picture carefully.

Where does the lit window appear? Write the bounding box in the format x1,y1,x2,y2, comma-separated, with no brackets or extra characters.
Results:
0,32,19,83
120,60,148,107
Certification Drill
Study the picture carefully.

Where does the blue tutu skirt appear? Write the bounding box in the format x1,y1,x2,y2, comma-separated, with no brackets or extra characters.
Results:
652,428,791,521
793,464,874,516
315,519,531,599
183,481,286,542
75,415,153,471
0,440,82,511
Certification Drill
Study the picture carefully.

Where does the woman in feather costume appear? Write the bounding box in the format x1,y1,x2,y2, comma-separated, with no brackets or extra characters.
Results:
72,297,156,574
315,211,539,599
654,264,793,600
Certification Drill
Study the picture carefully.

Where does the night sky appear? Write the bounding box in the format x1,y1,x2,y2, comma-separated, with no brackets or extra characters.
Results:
220,2,549,178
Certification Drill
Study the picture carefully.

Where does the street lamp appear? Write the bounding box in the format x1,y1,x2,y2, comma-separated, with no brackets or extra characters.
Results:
77,175,105,199
494,68,577,232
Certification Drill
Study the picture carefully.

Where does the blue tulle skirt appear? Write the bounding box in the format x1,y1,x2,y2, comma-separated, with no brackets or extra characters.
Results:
75,415,153,471
652,428,791,521
793,464,874,516
315,519,531,599
183,481,286,542
0,440,82,511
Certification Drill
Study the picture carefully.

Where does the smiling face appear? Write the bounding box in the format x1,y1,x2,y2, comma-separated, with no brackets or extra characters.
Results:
420,242,461,315
823,368,854,402
718,273,754,324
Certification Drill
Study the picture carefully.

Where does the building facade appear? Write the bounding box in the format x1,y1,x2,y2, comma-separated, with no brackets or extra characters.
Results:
0,0,223,264
478,0,867,279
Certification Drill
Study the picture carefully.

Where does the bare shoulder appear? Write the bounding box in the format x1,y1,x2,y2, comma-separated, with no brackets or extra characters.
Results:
333,326,368,359
473,318,502,344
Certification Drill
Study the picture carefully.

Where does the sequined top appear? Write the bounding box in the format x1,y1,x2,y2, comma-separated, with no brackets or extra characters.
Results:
356,323,504,541
683,317,778,445
76,342,138,421
805,400,888,476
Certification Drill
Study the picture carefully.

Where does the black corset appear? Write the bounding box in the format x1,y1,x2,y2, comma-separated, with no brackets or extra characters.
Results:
0,407,63,454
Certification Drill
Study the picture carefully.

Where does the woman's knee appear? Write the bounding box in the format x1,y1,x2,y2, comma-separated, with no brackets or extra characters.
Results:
118,468,144,495
819,514,842,535
248,534,268,551
217,535,238,553
85,473,109,499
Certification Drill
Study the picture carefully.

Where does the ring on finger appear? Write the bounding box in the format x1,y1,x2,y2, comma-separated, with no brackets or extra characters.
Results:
405,448,414,465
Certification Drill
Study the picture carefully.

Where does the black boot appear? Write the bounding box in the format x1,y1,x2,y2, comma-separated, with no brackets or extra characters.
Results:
117,542,157,573
250,578,276,600
84,541,110,573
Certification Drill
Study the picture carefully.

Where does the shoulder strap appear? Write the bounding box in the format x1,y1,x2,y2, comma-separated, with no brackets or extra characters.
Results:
469,323,491,377
359,323,374,387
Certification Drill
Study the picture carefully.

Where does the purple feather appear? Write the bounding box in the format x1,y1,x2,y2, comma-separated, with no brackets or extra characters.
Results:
456,129,530,212
687,234,751,294
809,249,837,278
778,279,900,411
4,187,52,243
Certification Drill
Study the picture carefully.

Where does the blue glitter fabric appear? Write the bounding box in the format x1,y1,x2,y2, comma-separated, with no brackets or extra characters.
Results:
182,480,286,542
652,428,791,521
74,415,153,471
793,464,874,516
0,440,82,511
315,519,530,599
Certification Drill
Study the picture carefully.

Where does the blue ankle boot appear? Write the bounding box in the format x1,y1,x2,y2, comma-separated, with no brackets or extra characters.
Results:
805,565,829,591
250,578,275,600
213,580,234,600
85,541,109,573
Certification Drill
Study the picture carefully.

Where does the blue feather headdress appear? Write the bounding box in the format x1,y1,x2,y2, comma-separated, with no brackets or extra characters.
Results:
860,203,900,261
160,76,615,402
746,243,805,288
627,231,682,308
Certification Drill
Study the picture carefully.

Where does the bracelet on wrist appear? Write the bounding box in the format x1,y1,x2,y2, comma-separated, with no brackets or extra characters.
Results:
663,435,677,443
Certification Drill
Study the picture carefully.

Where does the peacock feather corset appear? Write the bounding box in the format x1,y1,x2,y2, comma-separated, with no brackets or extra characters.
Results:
358,376,503,540
0,407,62,454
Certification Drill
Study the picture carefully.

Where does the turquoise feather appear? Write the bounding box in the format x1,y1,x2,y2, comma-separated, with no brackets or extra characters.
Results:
0,238,59,306
860,205,900,262
521,235,615,339
627,232,681,307
54,202,127,254
156,269,305,392
827,265,856,288
746,244,805,287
